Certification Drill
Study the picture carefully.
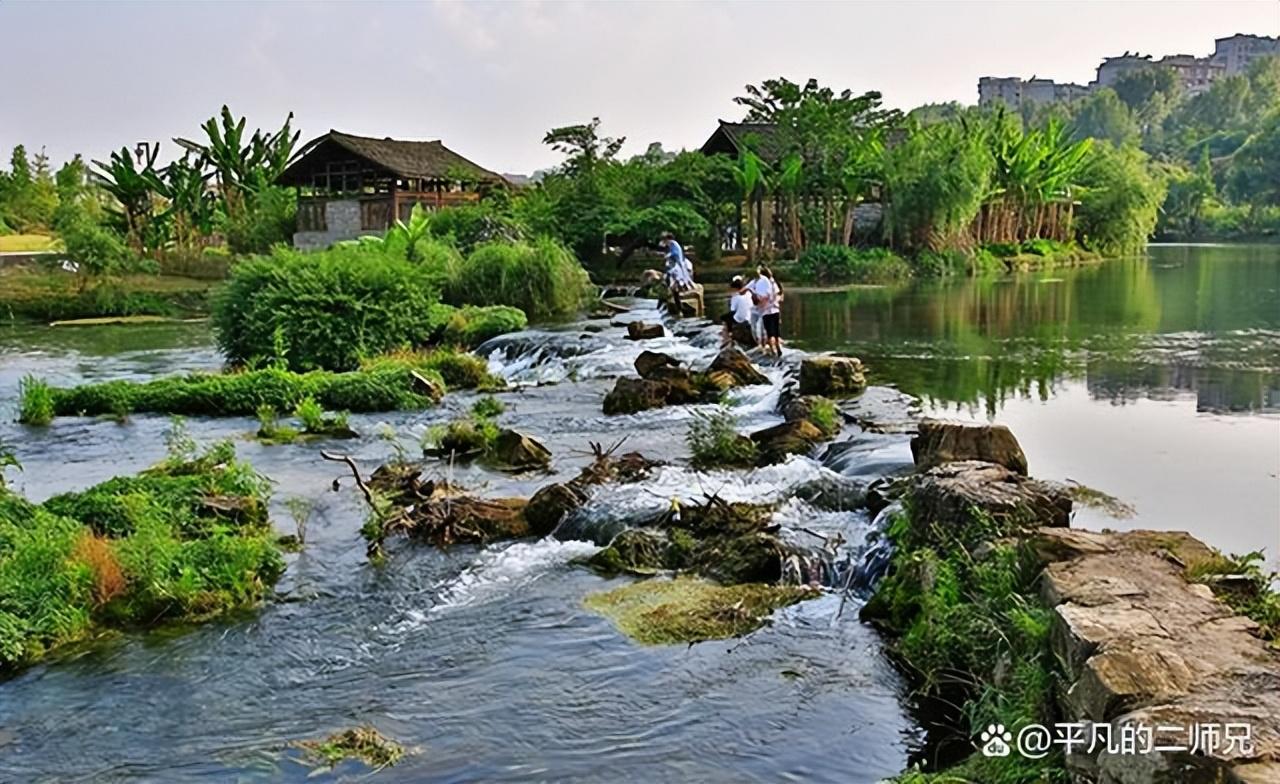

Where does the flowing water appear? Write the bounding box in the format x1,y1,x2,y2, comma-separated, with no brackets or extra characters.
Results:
0,304,914,782
0,244,1276,782
787,244,1280,566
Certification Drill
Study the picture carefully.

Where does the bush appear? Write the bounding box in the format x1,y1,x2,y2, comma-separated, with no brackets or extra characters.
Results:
687,407,757,469
213,245,439,371
794,245,913,284
1075,142,1165,256
425,204,527,254
443,238,593,321
417,348,500,389
442,305,528,348
224,185,297,255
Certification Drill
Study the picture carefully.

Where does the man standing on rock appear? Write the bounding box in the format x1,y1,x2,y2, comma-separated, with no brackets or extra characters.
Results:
660,232,693,301
720,275,753,347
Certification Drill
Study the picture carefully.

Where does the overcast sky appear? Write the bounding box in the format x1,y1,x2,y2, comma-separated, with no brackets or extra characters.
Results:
1,0,1276,174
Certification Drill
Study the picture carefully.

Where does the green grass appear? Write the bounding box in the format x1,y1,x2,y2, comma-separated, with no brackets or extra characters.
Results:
20,354,477,421
866,505,1069,783
686,406,758,469
0,267,216,321
1186,550,1280,645
806,397,841,437
584,576,816,644
0,434,283,670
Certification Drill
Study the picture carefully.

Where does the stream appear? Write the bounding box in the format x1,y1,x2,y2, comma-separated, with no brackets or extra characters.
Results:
0,243,1276,781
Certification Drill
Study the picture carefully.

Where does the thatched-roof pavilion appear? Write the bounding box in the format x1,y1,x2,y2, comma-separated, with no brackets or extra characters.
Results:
277,130,506,249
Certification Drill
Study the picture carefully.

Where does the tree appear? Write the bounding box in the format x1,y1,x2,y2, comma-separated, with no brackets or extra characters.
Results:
1069,89,1140,147
1160,147,1216,237
1074,142,1165,255
1227,110,1280,206
731,146,770,261
1113,66,1180,113
542,118,625,179
882,120,992,252
93,145,165,252
174,106,300,222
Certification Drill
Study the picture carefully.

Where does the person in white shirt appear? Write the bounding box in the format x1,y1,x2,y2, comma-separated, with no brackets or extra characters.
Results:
749,266,783,356
720,275,753,346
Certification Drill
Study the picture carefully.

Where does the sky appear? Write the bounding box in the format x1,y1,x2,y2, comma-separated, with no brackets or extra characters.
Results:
1,0,1277,175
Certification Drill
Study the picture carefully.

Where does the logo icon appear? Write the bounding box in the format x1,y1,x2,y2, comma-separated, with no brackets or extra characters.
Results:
980,724,1014,757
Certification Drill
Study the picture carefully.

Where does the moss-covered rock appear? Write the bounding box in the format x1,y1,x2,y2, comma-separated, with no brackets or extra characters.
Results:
709,348,769,386
750,418,827,465
603,376,671,415
585,577,817,644
798,356,865,397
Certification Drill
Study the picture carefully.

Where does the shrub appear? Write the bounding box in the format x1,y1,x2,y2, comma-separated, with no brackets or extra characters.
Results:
795,245,913,284
687,407,757,469
442,305,528,348
224,185,297,255
1075,142,1165,256
444,238,593,321
213,245,439,371
419,348,499,389
425,204,527,254
18,375,54,425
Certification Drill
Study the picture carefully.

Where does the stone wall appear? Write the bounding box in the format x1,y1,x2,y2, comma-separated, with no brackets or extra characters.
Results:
292,199,383,250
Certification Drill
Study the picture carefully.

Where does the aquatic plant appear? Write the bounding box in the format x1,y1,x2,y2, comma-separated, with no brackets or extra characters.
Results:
255,404,299,444
299,726,405,769
283,496,314,546
0,439,19,489
471,395,505,420
30,358,450,420
18,375,54,425
584,577,815,644
0,439,282,669
686,407,758,469
805,397,841,437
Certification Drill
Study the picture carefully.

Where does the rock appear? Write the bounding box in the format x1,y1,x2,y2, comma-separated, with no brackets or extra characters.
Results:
635,350,682,380
588,529,675,575
409,369,444,401
1028,527,1280,778
798,356,865,397
487,428,552,471
910,418,1029,475
750,419,827,464
603,377,669,415
626,321,665,340
708,348,769,386
524,482,588,536
730,320,757,348
837,386,921,434
910,460,1071,530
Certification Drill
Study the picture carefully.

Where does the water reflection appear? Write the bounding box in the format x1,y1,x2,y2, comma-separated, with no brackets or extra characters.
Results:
786,246,1280,414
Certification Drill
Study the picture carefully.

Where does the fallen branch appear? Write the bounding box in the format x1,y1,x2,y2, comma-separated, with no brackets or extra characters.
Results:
321,451,374,507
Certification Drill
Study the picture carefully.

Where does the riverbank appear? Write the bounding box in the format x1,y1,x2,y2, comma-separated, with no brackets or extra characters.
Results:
0,265,216,322
866,422,1280,782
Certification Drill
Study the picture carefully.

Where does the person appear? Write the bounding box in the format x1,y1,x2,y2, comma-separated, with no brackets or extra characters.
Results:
659,232,693,300
750,265,783,356
719,275,753,347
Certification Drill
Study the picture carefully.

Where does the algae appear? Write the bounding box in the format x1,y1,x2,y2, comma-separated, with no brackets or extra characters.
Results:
298,726,405,769
584,576,816,644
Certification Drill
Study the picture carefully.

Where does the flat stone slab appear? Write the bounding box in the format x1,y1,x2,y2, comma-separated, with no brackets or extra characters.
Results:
1031,527,1280,781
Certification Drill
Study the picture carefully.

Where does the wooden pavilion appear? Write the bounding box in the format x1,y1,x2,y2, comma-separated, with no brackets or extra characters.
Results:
276,130,507,248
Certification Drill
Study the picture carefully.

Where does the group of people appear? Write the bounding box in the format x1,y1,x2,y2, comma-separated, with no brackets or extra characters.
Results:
657,232,784,356
721,267,784,355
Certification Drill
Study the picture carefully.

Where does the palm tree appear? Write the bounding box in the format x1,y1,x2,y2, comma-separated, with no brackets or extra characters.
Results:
93,146,165,252
776,152,805,252
839,131,884,246
731,147,770,261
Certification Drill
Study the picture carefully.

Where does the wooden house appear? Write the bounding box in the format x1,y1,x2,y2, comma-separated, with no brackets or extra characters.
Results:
276,130,507,249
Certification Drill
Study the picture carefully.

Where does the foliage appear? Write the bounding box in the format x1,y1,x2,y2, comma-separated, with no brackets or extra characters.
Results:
866,506,1068,783
794,244,912,284
471,395,505,419
30,359,448,420
1227,109,1280,207
1074,142,1165,256
18,375,54,425
805,397,840,437
425,203,527,254
213,244,439,371
687,407,758,469
442,238,592,321
224,184,296,254
1187,550,1280,644
883,121,993,252
0,440,282,669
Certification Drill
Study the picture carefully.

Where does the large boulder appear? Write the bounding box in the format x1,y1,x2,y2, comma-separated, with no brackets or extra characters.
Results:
798,356,865,397
635,350,683,380
910,460,1071,530
910,418,1029,475
488,428,552,471
708,348,769,386
603,377,669,415
626,321,665,341
730,320,756,348
750,419,827,464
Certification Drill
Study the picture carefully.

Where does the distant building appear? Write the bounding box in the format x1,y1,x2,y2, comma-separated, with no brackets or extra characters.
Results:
1159,54,1226,95
978,76,1089,108
1211,33,1280,75
276,130,506,250
1095,53,1154,87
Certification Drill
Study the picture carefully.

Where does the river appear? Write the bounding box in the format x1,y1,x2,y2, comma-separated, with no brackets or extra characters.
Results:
0,244,1276,782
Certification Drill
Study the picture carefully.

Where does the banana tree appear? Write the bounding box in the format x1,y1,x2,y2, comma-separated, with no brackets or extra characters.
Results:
159,153,217,253
92,145,166,252
174,106,300,222
775,152,805,253
731,147,770,261
838,131,884,246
